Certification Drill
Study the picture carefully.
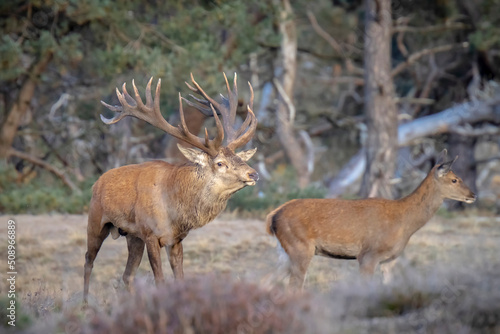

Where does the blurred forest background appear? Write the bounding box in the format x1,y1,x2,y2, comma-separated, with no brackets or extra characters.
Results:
1,0,500,214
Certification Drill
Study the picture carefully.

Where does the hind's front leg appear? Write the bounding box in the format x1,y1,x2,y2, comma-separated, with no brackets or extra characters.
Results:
358,251,379,277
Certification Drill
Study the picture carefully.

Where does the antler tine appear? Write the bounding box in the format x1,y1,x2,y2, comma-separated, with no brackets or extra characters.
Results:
223,72,238,121
227,106,257,151
177,93,220,154
178,93,224,155
231,84,254,140
182,72,257,151
181,96,215,116
100,84,138,124
185,73,222,111
101,78,223,156
218,72,241,143
209,104,224,149
248,80,254,111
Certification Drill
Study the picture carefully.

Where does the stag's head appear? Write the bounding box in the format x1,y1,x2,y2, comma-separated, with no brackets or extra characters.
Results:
100,73,259,194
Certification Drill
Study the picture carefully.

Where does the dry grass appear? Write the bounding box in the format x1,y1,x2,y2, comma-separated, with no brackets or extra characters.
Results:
0,212,499,333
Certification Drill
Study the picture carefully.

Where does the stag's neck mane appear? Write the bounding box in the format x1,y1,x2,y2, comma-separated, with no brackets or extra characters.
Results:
166,163,232,229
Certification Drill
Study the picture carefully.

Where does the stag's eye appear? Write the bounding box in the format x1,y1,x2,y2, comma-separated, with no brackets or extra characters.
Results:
217,162,225,168
452,179,457,183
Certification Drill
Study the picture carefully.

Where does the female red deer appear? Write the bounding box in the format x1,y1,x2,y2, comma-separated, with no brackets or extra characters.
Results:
266,151,476,289
84,73,258,303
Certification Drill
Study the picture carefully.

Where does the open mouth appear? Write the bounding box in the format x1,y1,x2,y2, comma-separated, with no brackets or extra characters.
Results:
464,197,476,204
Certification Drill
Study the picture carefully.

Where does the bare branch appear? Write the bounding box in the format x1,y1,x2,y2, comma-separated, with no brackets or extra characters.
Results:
8,148,81,193
392,22,471,34
396,30,409,57
449,124,500,136
391,42,469,77
306,10,344,56
321,76,365,86
299,130,315,174
273,78,296,124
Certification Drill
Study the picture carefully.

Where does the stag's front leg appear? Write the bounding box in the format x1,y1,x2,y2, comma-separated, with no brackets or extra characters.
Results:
145,236,165,284
123,235,145,289
167,241,184,279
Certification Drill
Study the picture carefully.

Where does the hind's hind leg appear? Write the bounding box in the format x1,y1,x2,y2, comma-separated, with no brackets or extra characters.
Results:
83,216,111,304
284,240,315,290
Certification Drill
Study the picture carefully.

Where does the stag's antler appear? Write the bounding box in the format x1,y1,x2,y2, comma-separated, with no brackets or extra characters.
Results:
100,78,224,156
184,73,257,151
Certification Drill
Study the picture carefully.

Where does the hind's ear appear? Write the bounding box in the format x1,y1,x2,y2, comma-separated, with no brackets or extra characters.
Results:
436,155,458,178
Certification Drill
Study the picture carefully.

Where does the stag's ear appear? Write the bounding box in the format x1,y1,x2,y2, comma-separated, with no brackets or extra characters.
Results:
436,155,458,178
237,148,257,162
177,144,208,166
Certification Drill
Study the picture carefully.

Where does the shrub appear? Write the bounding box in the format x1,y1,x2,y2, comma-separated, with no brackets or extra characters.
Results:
0,165,94,214
81,275,322,334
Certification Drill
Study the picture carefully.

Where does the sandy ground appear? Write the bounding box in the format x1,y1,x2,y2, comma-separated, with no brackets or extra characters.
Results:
0,211,499,314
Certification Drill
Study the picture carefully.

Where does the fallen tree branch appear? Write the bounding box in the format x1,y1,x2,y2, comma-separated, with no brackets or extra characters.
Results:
395,97,435,105
8,148,81,194
327,96,500,197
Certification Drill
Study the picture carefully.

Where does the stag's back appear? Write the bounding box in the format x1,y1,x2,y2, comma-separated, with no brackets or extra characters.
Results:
90,161,176,224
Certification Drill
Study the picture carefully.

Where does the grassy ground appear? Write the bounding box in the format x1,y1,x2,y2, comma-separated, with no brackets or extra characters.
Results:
0,211,499,333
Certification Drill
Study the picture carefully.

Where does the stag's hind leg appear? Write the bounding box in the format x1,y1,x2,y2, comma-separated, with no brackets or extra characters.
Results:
83,221,111,303
122,235,145,289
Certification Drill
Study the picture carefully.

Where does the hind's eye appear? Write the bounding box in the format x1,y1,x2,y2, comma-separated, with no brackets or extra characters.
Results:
452,179,457,183
217,162,224,167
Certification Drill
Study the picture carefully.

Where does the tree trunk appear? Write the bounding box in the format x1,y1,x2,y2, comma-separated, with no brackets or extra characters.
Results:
275,0,311,188
0,52,53,163
360,0,398,198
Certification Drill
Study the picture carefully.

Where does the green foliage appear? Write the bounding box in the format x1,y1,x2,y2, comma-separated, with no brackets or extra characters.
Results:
469,0,500,51
0,166,94,214
436,206,458,219
228,166,327,213
366,289,439,317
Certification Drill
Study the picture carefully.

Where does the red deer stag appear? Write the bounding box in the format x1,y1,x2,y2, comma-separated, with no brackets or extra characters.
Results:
266,150,476,289
84,73,258,303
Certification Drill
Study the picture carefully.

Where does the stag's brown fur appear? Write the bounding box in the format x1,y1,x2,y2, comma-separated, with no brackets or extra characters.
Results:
84,74,258,303
267,154,476,289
